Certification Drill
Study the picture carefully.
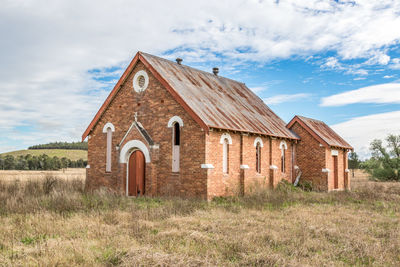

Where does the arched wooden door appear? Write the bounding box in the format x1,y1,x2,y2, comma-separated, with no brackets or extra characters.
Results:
128,150,145,196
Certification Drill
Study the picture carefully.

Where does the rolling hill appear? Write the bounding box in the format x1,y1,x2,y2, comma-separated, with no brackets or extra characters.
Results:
0,149,87,161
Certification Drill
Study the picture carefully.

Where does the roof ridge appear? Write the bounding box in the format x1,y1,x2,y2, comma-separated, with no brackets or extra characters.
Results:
139,52,246,85
290,115,352,149
297,115,325,124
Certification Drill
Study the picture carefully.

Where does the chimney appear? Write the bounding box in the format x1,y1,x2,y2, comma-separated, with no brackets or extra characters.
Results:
176,58,183,65
213,67,219,75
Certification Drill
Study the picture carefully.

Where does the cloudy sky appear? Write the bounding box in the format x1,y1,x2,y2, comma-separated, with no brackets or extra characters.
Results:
1,0,400,158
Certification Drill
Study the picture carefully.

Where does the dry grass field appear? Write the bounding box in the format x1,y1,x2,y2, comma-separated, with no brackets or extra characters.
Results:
0,170,399,266
0,169,86,182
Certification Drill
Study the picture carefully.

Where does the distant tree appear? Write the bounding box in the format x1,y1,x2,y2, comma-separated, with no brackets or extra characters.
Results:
76,159,85,168
348,152,360,178
52,156,61,170
362,134,400,181
60,157,69,169
0,156,4,170
28,141,88,150
0,153,85,170
15,156,29,170
4,155,15,170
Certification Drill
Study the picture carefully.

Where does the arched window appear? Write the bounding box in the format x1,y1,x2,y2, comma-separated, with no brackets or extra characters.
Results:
256,143,261,173
174,122,180,146
172,122,180,172
167,116,184,173
254,137,263,173
103,122,115,172
280,141,287,173
223,138,229,173
220,133,232,174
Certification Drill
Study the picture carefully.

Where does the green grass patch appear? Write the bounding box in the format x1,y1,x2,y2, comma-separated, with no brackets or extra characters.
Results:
0,149,87,161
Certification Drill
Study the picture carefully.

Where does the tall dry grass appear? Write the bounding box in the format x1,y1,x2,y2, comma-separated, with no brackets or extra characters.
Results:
0,177,399,266
0,168,86,182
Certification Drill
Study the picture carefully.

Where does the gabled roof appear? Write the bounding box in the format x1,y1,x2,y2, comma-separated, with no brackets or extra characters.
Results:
287,115,353,150
82,51,299,141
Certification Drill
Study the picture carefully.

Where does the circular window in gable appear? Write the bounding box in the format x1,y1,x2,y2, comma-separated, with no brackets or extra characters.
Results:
133,70,149,92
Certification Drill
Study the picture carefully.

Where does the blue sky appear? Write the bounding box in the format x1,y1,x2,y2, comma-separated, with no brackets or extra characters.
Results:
1,0,400,158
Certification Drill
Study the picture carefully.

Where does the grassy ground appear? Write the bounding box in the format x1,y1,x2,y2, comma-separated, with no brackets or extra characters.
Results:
0,149,87,161
0,177,399,266
0,168,86,182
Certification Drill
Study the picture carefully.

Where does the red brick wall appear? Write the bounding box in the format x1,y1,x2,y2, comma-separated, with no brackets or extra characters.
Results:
290,122,350,191
289,122,327,190
205,131,242,199
205,131,295,199
241,135,270,194
86,61,207,198
270,138,294,186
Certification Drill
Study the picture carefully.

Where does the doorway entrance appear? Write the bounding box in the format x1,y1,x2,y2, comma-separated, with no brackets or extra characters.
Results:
333,155,338,189
128,150,145,196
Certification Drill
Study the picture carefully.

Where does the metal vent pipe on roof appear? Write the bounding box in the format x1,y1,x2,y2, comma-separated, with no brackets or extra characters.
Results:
176,58,183,65
213,67,219,75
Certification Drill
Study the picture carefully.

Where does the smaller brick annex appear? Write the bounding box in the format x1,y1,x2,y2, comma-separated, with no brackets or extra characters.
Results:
287,116,353,191
82,52,353,200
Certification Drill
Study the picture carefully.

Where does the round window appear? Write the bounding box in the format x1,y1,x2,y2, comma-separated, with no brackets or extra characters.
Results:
133,70,149,92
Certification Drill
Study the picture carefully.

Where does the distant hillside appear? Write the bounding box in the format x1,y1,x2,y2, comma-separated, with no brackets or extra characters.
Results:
0,149,87,161
28,141,88,150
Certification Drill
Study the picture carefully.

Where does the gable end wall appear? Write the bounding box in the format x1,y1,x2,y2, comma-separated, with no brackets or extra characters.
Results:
86,61,207,198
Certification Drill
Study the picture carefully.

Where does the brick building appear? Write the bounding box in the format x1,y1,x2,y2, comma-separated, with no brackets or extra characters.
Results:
287,116,353,191
82,52,352,199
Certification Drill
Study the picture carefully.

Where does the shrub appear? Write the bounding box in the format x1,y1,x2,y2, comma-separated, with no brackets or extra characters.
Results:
362,134,400,181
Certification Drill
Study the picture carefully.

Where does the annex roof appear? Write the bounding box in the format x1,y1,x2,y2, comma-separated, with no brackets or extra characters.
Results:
287,115,353,150
82,51,299,141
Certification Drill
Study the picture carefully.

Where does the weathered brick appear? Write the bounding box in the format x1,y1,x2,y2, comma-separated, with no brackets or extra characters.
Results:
289,121,349,191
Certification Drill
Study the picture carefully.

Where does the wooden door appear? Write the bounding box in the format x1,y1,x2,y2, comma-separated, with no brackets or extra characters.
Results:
128,150,145,196
333,156,338,189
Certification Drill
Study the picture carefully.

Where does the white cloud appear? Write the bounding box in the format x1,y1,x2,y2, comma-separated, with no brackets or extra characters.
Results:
364,51,391,65
1,0,400,151
383,75,395,79
390,58,400,69
331,111,400,159
320,83,400,106
263,93,311,105
323,57,342,69
250,87,268,93
320,56,368,76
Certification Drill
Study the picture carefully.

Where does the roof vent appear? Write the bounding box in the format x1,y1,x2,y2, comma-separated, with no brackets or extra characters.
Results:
213,67,219,75
176,58,183,65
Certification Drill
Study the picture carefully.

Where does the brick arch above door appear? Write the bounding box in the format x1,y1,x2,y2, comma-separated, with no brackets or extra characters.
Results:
120,140,151,163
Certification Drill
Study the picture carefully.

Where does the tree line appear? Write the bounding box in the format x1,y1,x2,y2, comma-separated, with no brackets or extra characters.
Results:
348,134,400,181
0,154,87,170
28,141,88,150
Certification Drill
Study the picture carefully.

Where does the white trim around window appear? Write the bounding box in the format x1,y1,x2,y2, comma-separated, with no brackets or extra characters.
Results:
167,116,184,128
220,133,232,144
103,122,115,133
103,122,115,172
254,137,264,147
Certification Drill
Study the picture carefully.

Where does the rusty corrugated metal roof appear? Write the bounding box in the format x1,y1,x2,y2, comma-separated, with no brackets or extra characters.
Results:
141,52,298,139
289,115,352,149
